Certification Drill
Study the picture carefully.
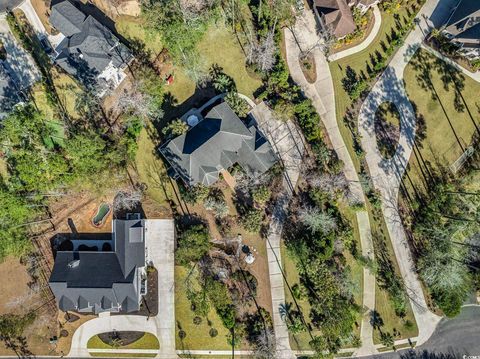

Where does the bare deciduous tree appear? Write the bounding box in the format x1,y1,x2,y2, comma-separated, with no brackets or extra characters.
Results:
115,81,162,120
307,172,349,195
252,328,276,359
298,207,337,234
113,190,143,212
247,30,276,72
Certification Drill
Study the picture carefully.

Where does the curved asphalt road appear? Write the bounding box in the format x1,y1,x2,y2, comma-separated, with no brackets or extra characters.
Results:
0,0,23,13
364,306,480,359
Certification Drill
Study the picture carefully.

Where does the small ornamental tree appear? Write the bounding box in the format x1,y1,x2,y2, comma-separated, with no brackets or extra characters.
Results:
176,225,211,265
225,92,250,118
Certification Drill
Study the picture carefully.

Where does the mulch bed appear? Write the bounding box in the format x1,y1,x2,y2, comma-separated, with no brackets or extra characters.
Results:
98,331,144,346
112,268,158,317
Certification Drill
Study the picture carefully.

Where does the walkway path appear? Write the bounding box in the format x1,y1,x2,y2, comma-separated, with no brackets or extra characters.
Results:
284,9,377,356
329,5,382,62
17,0,64,47
420,43,480,82
67,219,177,359
357,0,458,347
251,102,305,359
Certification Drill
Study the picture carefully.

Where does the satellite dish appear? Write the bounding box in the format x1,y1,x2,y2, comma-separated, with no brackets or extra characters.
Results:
245,253,255,264
187,114,199,127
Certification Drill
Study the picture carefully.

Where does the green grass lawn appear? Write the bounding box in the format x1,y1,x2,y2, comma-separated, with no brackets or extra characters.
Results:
402,48,480,195
197,25,262,99
87,333,159,350
281,205,363,351
367,204,418,344
116,15,164,58
90,354,156,358
166,24,262,104
175,265,231,351
50,67,83,120
134,127,175,209
329,1,420,172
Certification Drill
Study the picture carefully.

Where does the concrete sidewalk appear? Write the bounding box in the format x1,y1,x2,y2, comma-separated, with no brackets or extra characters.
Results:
252,102,305,359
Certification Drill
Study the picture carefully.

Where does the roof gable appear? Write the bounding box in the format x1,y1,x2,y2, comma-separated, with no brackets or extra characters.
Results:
160,101,277,186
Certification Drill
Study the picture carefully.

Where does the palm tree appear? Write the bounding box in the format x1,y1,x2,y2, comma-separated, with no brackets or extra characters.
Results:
213,74,233,93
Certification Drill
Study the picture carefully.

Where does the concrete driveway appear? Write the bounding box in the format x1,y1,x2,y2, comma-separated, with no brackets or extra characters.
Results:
68,219,177,359
0,15,40,90
357,0,459,346
362,306,480,359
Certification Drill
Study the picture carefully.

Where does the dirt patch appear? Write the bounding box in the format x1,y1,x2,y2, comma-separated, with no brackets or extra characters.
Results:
0,257,58,355
181,183,273,316
56,311,96,356
31,0,54,34
299,53,317,83
47,190,119,235
0,257,32,315
88,0,140,19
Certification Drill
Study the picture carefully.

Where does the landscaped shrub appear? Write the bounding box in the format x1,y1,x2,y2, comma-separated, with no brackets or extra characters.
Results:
225,92,250,118
291,283,306,300
205,278,236,329
193,316,202,325
204,196,229,218
209,328,218,337
241,208,263,233
179,184,209,204
161,119,188,137
251,185,271,205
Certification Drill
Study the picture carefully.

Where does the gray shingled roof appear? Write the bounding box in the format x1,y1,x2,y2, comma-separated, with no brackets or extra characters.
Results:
160,102,277,186
444,0,480,47
50,0,85,37
50,0,133,88
49,219,146,314
0,63,21,118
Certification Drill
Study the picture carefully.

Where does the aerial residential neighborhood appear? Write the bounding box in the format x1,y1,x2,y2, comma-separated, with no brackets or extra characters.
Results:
0,0,478,358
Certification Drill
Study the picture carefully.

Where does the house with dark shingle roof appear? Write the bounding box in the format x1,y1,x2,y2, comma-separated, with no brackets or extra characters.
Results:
314,0,356,39
442,0,480,60
159,101,277,187
313,0,380,39
49,219,149,314
49,0,133,93
0,62,21,118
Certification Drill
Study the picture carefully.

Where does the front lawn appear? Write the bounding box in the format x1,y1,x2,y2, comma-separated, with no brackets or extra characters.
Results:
329,1,421,171
402,49,480,194
367,203,418,344
174,265,231,351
